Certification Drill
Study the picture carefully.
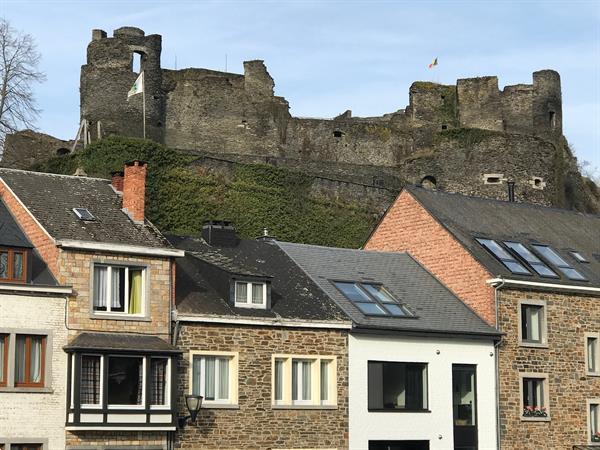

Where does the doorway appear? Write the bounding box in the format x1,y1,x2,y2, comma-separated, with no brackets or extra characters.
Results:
452,364,478,450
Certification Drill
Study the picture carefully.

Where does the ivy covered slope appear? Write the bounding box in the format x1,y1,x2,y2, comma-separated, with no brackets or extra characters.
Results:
31,136,379,248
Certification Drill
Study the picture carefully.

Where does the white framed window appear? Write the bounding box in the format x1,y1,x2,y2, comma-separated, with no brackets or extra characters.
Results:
92,264,146,316
519,372,550,421
76,354,170,409
586,333,600,376
589,400,600,444
190,351,238,407
234,281,267,309
518,300,547,347
272,354,336,407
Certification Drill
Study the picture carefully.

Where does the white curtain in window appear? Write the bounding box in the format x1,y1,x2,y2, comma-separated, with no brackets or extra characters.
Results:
218,358,229,399
529,307,540,341
0,252,8,278
589,338,597,372
93,266,108,308
30,336,42,383
205,357,215,400
275,359,283,401
0,336,4,382
292,360,298,401
301,361,311,400
236,283,247,303
320,361,328,402
13,253,23,279
252,284,263,304
15,336,26,382
591,404,599,434
534,380,543,407
192,356,202,396
111,267,122,309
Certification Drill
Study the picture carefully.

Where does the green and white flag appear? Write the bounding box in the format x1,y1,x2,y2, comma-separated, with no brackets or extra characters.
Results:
127,71,144,98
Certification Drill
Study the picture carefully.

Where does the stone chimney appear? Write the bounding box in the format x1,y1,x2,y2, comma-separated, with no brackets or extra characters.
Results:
111,171,124,193
122,160,147,223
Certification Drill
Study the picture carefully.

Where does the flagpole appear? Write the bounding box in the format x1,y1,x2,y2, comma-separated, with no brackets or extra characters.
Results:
142,71,146,139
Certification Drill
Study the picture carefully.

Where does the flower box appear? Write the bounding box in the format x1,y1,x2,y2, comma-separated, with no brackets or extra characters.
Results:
522,405,547,418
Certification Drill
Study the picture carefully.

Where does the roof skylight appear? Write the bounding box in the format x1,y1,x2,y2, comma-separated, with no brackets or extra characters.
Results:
503,242,558,278
476,238,531,275
570,251,589,263
531,244,587,281
73,208,95,221
333,281,411,317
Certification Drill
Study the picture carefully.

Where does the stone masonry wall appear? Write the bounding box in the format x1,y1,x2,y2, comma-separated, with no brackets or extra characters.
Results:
176,323,349,449
364,189,496,325
497,288,600,448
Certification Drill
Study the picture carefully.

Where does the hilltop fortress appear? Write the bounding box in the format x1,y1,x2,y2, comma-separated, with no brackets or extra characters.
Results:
2,26,598,212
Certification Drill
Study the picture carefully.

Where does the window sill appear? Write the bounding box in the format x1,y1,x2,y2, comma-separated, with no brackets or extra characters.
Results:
201,403,239,409
520,416,551,422
586,371,600,377
90,313,151,322
519,341,549,349
271,404,338,410
0,386,53,393
368,408,431,413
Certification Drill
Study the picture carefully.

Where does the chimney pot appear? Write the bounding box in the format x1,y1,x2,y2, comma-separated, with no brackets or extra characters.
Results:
122,160,147,223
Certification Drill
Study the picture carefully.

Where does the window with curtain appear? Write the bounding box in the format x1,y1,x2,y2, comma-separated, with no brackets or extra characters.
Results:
588,336,599,374
192,355,231,403
0,334,7,386
522,377,547,417
234,281,266,308
150,358,168,406
14,335,45,387
273,356,335,406
0,248,27,282
92,264,145,315
107,356,143,405
368,361,428,411
81,355,101,405
10,445,42,450
520,303,545,344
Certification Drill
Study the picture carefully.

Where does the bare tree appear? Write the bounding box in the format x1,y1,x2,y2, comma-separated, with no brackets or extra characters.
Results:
0,18,45,149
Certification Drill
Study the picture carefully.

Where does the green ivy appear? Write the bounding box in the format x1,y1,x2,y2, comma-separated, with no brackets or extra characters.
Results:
31,136,378,248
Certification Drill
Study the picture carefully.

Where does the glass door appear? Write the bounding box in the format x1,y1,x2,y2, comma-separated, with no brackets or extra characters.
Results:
452,364,477,450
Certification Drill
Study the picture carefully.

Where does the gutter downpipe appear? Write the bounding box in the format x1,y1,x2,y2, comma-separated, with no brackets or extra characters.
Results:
492,276,505,450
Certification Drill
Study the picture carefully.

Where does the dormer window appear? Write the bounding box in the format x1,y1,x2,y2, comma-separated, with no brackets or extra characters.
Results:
234,281,268,309
0,248,27,283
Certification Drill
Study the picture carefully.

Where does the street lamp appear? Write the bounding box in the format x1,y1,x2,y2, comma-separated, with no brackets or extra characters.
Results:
178,394,203,429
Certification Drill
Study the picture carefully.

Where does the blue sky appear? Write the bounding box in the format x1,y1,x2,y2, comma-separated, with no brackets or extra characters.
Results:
2,0,599,172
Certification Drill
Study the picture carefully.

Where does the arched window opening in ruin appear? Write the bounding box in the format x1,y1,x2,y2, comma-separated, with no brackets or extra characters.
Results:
56,148,70,156
333,130,344,138
420,176,437,190
132,51,145,73
549,111,556,129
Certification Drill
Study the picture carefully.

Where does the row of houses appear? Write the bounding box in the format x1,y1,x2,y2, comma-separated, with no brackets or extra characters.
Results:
0,162,598,449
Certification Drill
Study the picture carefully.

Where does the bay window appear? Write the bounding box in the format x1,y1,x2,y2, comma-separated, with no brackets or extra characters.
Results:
191,352,238,406
92,264,145,315
272,355,336,407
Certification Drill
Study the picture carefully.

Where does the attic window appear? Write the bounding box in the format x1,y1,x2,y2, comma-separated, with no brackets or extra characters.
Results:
73,208,95,221
0,248,27,283
476,238,531,275
234,281,267,309
333,281,411,317
531,245,587,281
503,242,558,278
570,251,589,263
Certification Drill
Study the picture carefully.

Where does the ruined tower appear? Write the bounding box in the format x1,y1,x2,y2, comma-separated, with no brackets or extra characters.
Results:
80,27,164,142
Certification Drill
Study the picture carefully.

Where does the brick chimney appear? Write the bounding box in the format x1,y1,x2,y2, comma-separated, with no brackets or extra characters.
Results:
111,171,124,193
122,160,147,223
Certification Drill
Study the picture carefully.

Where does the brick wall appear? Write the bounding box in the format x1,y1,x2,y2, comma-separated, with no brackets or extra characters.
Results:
66,431,166,448
497,288,600,447
176,323,349,449
364,189,496,324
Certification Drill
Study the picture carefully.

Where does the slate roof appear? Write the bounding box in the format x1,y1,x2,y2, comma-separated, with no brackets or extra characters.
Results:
167,234,348,322
405,186,600,288
278,242,500,338
0,168,169,249
64,332,180,353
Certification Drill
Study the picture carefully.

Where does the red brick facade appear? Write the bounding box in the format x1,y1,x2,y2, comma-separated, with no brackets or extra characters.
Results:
123,160,147,222
364,189,496,324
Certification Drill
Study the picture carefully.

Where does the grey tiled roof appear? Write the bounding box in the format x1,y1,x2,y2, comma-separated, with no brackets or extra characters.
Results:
278,242,500,337
0,169,170,249
64,332,180,353
168,235,348,322
405,186,600,287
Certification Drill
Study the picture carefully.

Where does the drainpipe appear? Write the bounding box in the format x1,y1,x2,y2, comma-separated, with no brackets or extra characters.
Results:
492,276,505,450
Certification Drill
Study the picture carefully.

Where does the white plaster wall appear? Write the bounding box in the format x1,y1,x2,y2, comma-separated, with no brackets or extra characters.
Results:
0,292,68,450
349,333,497,450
